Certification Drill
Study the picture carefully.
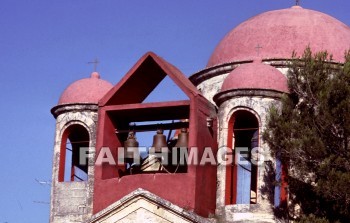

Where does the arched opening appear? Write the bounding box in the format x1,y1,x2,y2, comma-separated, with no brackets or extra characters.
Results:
226,110,259,205
59,124,90,182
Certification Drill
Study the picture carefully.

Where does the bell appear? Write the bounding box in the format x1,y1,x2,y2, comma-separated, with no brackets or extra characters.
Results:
150,129,168,153
175,128,188,148
124,131,139,160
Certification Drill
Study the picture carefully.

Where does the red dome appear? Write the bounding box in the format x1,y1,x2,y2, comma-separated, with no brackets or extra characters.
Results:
58,72,113,105
208,6,350,67
220,62,288,93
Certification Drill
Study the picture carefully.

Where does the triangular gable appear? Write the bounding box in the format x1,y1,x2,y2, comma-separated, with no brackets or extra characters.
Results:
88,188,210,223
99,52,200,106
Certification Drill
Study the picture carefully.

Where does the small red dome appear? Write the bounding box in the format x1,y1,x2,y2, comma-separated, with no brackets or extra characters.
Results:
58,72,113,105
208,6,350,67
220,62,288,93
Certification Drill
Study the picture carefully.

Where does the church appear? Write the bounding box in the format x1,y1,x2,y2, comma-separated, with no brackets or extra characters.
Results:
49,4,350,223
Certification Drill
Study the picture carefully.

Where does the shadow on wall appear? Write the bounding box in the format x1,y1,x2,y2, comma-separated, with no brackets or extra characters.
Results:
260,161,288,221
260,161,275,206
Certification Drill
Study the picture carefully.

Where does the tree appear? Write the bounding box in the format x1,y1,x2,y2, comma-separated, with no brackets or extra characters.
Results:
263,48,350,223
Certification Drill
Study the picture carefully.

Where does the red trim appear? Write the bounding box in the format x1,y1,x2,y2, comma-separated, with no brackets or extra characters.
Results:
104,100,190,111
280,163,288,202
225,115,235,204
58,130,68,182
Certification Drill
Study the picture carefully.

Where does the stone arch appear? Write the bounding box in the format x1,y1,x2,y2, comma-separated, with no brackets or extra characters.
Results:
225,107,261,205
225,106,262,130
58,121,91,182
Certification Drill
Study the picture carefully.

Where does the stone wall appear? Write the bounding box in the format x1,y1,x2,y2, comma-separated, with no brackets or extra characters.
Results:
214,95,282,222
50,104,98,223
190,61,288,222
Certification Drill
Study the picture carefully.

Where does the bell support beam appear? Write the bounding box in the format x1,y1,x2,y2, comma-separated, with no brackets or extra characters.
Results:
115,121,189,134
104,100,190,123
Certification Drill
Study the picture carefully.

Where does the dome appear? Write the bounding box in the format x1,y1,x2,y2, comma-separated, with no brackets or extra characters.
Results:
208,6,350,67
58,72,113,105
220,62,288,93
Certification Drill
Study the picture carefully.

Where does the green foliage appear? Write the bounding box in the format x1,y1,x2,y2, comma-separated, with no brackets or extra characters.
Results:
263,48,350,222
297,214,331,223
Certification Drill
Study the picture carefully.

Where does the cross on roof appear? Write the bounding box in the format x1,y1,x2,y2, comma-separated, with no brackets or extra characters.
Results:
255,44,263,56
296,0,300,6
88,58,99,72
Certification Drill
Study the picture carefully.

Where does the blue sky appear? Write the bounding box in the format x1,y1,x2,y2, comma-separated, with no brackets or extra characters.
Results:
0,0,349,222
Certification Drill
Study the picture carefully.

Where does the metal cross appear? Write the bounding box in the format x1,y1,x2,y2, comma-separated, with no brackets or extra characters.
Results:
88,58,99,72
255,44,263,56
296,0,300,6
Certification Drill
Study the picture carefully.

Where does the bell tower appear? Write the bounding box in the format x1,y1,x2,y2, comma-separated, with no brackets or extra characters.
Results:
49,72,113,223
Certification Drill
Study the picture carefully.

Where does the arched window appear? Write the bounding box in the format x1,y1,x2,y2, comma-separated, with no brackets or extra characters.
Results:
226,110,259,205
58,124,90,182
